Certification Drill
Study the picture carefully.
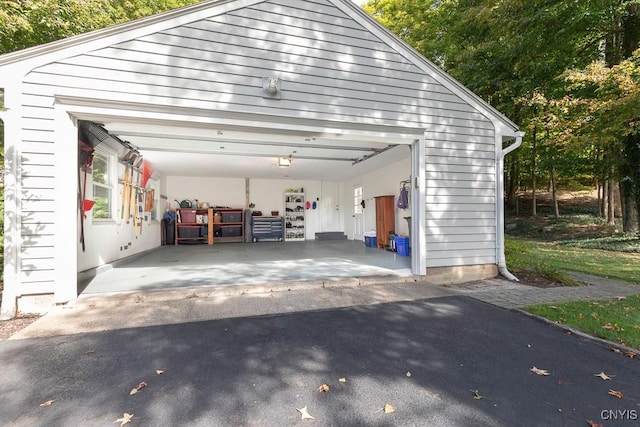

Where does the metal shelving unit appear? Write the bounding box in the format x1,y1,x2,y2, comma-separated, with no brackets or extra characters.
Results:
284,192,305,241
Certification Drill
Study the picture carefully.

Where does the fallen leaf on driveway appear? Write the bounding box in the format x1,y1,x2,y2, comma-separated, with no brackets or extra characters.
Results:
114,413,133,426
155,370,165,375
406,371,412,377
39,399,55,407
317,384,330,393
586,420,603,427
338,377,346,383
296,406,315,420
383,404,395,413
470,390,482,400
85,349,96,354
594,372,612,380
129,381,148,396
624,351,637,359
608,346,622,354
530,366,550,376
608,389,624,399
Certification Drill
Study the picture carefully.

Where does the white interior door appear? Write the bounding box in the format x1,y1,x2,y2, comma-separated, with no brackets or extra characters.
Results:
353,185,363,241
320,181,341,231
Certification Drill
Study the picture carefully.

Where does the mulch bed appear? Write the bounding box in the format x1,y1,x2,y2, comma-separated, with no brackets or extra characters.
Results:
515,271,565,288
0,281,41,341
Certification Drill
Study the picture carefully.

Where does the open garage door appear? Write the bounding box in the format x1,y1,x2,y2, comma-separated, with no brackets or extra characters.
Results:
75,113,421,295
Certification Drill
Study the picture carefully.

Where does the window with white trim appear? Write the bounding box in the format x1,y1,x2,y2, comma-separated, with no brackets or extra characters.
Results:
92,150,114,220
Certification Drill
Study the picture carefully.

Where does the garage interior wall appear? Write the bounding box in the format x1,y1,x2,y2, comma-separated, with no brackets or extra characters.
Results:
77,155,412,273
77,145,161,273
342,156,412,240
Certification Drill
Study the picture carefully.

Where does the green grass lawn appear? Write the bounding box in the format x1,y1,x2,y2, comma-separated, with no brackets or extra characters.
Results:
505,207,640,350
526,296,640,350
505,237,640,284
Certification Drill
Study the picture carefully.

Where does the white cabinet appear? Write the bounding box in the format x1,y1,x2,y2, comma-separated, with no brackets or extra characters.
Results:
284,192,305,241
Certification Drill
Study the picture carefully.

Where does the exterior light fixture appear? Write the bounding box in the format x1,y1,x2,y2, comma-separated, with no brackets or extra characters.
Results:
262,76,282,99
278,155,292,168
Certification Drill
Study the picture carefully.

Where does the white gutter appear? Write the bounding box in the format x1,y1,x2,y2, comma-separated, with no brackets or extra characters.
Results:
496,131,525,281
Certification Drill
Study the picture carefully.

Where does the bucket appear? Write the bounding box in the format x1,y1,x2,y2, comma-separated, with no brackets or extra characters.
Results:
364,235,377,248
396,236,410,256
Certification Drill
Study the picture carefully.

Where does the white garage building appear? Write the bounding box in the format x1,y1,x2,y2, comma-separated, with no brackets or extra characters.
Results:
0,0,522,317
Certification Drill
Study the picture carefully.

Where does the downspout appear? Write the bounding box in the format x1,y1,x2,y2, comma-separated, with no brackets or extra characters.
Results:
497,131,525,281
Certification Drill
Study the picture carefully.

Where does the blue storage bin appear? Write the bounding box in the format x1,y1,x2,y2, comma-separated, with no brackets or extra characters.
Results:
396,236,410,256
364,236,377,248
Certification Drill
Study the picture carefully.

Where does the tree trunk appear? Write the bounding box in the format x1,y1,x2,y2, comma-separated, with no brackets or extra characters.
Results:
506,156,518,209
550,164,560,218
623,4,640,58
601,168,608,219
624,133,640,233
531,126,537,217
607,170,615,225
620,180,639,232
614,181,623,218
597,181,602,217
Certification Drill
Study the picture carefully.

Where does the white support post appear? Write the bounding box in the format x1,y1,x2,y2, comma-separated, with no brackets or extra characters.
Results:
53,103,79,303
411,137,427,275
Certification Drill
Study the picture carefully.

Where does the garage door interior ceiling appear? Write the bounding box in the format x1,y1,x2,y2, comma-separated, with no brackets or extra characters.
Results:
102,120,413,181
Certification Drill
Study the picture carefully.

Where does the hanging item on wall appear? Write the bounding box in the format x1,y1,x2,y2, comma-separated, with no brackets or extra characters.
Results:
312,201,317,209
306,201,311,210
144,189,155,212
397,182,409,209
78,135,96,252
141,160,154,188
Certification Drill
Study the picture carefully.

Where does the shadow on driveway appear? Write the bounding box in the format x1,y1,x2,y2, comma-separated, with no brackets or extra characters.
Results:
1,296,638,426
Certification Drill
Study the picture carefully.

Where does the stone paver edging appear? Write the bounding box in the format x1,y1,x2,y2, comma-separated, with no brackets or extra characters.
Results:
447,272,639,309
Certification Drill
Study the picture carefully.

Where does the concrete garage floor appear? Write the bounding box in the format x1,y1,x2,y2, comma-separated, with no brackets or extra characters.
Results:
79,240,412,295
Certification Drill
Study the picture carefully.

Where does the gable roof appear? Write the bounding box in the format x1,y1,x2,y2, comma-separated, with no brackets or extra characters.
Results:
0,0,519,132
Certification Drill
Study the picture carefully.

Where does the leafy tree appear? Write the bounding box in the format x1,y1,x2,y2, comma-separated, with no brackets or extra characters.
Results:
559,50,640,227
0,0,199,54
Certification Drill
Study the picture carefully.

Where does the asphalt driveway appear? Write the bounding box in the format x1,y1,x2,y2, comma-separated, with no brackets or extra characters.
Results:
1,296,639,426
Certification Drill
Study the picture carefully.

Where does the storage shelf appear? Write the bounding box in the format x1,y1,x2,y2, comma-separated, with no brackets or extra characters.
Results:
212,208,245,242
174,207,245,244
175,208,213,245
284,192,305,241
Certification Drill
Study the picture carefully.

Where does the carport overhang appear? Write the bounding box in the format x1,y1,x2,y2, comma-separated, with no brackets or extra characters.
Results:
56,95,427,302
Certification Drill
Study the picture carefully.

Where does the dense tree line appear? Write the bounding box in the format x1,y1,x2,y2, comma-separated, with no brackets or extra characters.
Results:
365,0,640,231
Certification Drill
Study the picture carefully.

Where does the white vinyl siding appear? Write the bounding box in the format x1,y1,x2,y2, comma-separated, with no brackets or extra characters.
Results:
23,0,486,132
18,96,57,286
424,127,497,268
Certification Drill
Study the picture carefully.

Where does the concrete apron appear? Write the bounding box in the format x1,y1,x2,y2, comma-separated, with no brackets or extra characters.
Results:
5,241,433,339
20,276,444,340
